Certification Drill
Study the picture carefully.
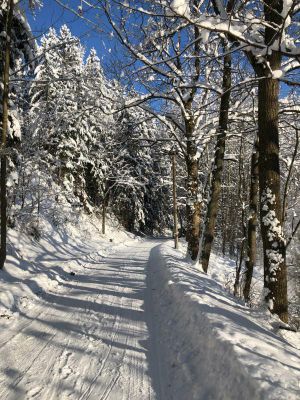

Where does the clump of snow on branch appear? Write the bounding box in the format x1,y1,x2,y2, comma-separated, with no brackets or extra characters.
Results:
170,0,190,17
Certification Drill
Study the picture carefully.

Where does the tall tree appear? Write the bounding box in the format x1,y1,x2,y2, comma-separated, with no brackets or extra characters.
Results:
243,138,259,302
171,0,299,321
0,0,14,269
253,0,289,322
103,0,224,259
201,37,232,272
0,0,34,268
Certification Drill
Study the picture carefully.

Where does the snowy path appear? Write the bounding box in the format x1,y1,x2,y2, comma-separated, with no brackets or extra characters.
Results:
0,240,160,400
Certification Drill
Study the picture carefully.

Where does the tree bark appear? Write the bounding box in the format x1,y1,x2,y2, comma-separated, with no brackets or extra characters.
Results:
185,119,201,260
102,197,107,235
256,0,288,323
234,137,247,297
171,151,179,249
243,138,259,302
201,43,231,272
282,129,299,226
0,0,14,269
258,74,288,322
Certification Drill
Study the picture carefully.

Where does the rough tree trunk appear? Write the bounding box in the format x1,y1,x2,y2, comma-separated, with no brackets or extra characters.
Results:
201,43,231,272
185,119,201,260
102,196,107,235
243,138,259,302
171,151,179,249
258,74,288,322
256,0,288,323
234,137,247,297
0,0,14,269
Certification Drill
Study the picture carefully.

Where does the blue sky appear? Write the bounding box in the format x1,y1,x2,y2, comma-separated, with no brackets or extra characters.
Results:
26,1,115,61
25,1,296,97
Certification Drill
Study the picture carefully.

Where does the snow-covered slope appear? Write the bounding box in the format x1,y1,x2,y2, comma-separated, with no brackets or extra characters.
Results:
148,241,300,400
0,213,135,321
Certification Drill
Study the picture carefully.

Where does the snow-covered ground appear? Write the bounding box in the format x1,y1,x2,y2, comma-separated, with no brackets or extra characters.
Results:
0,215,158,399
0,213,134,320
149,241,300,400
0,220,299,399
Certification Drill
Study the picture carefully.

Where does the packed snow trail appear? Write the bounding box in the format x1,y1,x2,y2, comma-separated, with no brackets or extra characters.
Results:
0,240,160,400
2,237,298,400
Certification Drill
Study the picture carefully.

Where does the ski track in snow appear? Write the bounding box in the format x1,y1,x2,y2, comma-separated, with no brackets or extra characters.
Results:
0,240,160,400
1,238,299,400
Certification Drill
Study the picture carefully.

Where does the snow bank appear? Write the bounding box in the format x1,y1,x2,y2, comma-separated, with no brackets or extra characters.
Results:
0,212,137,322
148,242,300,400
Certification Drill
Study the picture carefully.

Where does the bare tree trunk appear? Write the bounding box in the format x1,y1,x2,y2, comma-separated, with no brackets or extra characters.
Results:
178,208,184,238
234,137,247,296
171,151,179,249
0,0,14,269
282,128,299,226
243,138,259,302
102,197,106,235
201,43,231,272
258,74,288,322
220,187,227,256
184,13,202,261
256,0,288,323
185,118,201,260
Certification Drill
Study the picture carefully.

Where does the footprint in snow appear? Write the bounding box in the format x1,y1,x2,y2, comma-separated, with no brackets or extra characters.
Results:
61,365,73,379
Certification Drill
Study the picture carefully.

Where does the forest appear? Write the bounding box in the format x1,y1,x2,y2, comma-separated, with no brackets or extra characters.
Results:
0,1,299,399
